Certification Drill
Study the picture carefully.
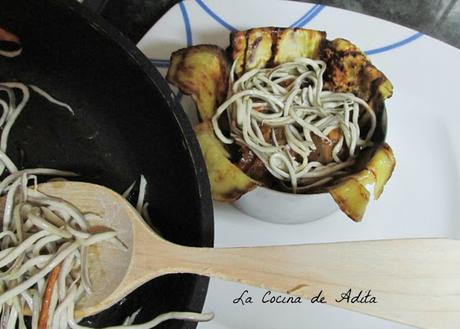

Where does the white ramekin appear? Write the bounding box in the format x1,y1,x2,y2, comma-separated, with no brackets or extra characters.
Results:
233,186,338,224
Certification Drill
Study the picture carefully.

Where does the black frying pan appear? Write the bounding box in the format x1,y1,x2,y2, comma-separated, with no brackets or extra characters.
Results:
0,0,214,327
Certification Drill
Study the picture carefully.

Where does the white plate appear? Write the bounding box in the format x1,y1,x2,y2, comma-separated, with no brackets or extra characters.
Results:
137,1,460,328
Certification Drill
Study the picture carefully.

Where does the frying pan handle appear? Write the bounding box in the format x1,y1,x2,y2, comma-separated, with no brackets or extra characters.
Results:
170,238,460,329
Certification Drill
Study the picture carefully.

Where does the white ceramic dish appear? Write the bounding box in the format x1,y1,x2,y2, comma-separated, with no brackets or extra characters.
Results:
138,0,460,328
234,186,338,224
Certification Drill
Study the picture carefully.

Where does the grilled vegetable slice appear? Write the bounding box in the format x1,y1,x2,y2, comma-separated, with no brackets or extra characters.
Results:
195,122,258,202
230,31,247,76
272,28,325,64
229,27,326,75
351,169,376,186
322,38,393,109
366,143,396,199
328,144,395,221
245,28,273,72
329,178,370,222
166,45,230,121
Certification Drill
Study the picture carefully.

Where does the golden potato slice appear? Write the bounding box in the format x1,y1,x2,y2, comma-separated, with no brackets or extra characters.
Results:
366,143,396,199
166,45,229,121
194,122,258,202
329,178,370,222
272,28,325,64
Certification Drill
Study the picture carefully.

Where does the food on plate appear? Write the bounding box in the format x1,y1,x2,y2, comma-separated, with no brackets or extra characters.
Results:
212,56,377,192
366,143,395,199
329,144,395,221
167,27,395,221
195,121,257,201
0,30,213,328
167,45,229,121
329,177,370,221
231,28,325,76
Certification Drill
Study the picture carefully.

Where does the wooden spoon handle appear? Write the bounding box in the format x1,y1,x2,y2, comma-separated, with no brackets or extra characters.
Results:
169,238,460,329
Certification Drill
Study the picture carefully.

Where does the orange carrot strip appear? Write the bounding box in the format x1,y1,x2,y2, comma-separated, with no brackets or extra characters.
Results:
38,263,62,329
0,28,20,44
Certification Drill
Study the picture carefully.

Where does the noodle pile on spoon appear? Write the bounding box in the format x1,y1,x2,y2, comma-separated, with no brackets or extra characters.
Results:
212,58,376,192
0,169,117,329
0,30,213,328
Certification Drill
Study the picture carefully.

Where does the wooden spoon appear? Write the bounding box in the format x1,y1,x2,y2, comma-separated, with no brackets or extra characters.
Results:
38,181,460,329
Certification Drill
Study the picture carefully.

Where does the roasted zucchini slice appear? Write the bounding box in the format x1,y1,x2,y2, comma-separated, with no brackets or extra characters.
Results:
194,122,258,202
166,45,229,121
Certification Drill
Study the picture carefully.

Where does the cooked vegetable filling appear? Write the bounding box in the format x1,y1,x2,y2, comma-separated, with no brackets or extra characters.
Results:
212,58,376,192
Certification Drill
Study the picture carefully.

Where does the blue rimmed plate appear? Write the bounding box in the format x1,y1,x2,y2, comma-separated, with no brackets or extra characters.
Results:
138,1,460,328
